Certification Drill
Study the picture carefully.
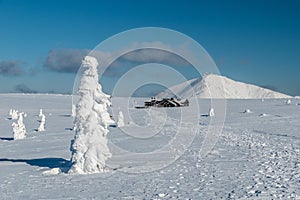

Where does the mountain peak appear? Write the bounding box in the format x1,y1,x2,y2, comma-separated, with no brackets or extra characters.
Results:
158,74,291,99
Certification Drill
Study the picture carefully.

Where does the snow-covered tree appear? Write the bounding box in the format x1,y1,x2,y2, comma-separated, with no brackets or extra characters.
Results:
9,109,12,116
12,112,26,140
243,109,251,113
209,108,215,117
11,109,19,120
39,109,43,117
69,56,113,174
117,111,125,127
71,104,76,117
285,99,291,105
37,114,46,132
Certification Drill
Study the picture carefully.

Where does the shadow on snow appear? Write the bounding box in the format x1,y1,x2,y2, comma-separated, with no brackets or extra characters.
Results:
0,157,71,172
0,137,14,141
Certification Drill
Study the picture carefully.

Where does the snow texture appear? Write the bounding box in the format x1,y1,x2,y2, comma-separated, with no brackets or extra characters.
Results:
158,74,291,99
12,112,26,140
69,56,113,174
0,94,299,199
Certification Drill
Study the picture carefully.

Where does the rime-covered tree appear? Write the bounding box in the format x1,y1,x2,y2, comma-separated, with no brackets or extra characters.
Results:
69,56,113,174
12,112,26,140
11,109,19,120
71,104,76,117
117,111,125,127
39,109,43,117
209,108,215,117
38,114,46,132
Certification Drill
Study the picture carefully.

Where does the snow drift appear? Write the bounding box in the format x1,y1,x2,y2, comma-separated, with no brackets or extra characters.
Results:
158,74,291,99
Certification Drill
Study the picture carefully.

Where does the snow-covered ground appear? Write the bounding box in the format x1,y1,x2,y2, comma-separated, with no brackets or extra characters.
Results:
0,94,299,199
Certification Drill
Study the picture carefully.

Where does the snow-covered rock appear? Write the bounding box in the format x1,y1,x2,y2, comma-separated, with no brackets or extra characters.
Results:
69,56,112,174
42,168,61,175
158,74,291,99
12,112,26,140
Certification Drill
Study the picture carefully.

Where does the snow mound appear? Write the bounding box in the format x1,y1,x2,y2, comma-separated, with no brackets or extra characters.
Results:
42,168,61,175
158,74,291,99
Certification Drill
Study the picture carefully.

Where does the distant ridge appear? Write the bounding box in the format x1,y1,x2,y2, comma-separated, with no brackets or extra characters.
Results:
158,74,291,99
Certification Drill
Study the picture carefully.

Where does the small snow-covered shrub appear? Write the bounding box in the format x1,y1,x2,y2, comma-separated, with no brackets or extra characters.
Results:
117,111,125,127
209,108,215,117
39,109,43,117
69,56,113,174
259,113,267,117
285,99,291,105
11,109,19,120
37,114,46,132
71,104,76,117
12,112,26,140
243,109,251,113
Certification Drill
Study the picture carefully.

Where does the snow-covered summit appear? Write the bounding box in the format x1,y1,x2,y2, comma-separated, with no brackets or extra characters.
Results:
158,74,291,99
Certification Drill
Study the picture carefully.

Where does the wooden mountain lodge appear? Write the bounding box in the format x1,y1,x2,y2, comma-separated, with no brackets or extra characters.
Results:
144,97,189,108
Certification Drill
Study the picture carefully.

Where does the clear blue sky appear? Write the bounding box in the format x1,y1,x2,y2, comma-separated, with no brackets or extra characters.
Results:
0,0,299,95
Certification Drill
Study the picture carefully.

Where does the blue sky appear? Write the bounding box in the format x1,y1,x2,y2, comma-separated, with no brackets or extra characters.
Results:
0,0,299,95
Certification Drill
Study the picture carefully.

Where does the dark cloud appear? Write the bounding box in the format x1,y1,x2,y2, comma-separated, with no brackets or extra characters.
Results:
43,49,91,73
0,60,24,76
43,47,192,75
121,48,191,67
15,84,37,93
103,48,193,78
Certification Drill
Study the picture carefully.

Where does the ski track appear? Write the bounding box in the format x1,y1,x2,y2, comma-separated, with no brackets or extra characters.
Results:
0,95,299,199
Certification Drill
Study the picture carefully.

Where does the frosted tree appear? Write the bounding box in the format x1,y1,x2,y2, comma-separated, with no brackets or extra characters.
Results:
8,109,12,116
69,56,113,174
243,109,251,113
209,108,215,117
39,108,43,117
117,111,125,127
37,114,46,132
11,109,19,120
12,112,26,140
71,104,76,117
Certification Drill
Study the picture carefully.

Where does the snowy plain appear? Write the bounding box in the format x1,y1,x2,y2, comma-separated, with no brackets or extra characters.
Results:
0,93,299,199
